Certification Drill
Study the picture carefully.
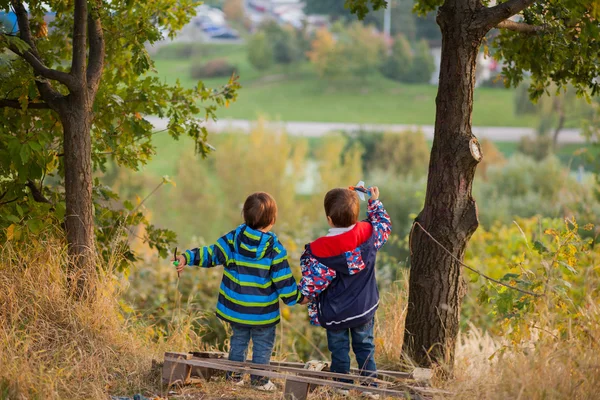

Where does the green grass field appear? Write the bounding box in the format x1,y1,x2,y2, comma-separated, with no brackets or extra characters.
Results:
151,43,540,127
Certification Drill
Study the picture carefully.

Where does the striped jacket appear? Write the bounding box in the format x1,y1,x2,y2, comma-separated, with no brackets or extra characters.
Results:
183,224,302,328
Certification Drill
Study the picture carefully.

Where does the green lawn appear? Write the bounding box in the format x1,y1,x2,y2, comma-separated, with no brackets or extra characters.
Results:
151,43,540,127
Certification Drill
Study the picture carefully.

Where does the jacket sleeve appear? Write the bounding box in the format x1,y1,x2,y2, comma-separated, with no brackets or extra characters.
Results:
270,241,303,306
298,246,336,298
183,231,232,268
367,199,392,251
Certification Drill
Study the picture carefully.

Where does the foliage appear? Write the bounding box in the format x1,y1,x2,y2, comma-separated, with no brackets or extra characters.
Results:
307,28,338,78
308,22,385,80
258,20,303,65
476,139,506,180
380,34,414,82
190,58,237,78
495,1,600,101
465,218,599,348
247,30,274,70
0,0,240,271
473,154,600,230
515,83,594,139
404,39,435,83
517,135,553,161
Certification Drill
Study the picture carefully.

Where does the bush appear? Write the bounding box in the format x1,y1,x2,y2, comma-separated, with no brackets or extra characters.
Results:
517,135,553,161
381,34,414,82
308,23,385,80
405,39,435,84
190,58,237,79
247,30,274,70
259,20,302,65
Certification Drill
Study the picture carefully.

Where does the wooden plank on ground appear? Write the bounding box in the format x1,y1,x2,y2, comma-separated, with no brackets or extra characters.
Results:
162,352,192,386
283,379,309,400
185,352,415,381
164,357,425,399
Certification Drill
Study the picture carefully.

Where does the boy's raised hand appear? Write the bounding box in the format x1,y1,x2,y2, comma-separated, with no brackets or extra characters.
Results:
172,255,186,274
369,186,379,200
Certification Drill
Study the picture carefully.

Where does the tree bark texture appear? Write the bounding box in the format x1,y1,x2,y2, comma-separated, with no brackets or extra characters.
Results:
402,2,486,370
61,92,95,296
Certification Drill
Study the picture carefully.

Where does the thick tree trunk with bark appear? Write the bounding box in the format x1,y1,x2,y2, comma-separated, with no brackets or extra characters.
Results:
402,2,486,370
61,93,95,296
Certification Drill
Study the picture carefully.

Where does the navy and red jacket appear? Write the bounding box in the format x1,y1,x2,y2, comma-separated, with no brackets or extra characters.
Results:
298,199,391,331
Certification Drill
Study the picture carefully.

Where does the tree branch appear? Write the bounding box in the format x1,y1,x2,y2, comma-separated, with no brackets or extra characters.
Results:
497,19,543,33
26,180,52,204
71,0,88,82
476,0,537,31
9,1,78,90
0,98,51,109
86,0,105,94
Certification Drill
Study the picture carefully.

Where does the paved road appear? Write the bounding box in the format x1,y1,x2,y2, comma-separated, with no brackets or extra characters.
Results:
147,116,585,144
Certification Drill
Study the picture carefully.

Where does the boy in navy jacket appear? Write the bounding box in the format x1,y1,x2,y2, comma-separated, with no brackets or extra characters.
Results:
298,186,391,392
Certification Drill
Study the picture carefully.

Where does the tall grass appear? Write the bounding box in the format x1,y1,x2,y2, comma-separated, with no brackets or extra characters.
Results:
0,238,169,400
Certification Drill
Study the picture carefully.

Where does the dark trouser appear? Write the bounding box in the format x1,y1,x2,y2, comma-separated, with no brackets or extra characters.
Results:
227,324,276,385
326,317,377,385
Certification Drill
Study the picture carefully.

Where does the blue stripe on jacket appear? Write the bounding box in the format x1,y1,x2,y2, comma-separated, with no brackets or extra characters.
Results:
185,224,301,327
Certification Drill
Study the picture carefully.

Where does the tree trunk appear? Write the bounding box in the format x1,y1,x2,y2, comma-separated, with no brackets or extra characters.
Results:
402,3,485,372
552,99,565,150
61,92,95,297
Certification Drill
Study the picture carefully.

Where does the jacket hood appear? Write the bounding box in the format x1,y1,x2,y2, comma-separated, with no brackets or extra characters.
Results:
234,224,275,260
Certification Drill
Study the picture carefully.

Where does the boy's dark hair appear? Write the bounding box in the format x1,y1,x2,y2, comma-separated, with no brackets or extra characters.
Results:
243,192,277,230
324,188,359,228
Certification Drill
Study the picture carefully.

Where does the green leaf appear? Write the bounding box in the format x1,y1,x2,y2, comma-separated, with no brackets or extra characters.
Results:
7,215,20,223
16,204,23,217
27,218,43,234
533,240,549,254
3,35,31,53
19,143,30,164
559,261,578,274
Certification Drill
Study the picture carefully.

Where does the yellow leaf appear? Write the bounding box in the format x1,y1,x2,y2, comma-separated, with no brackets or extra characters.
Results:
135,112,142,120
6,224,15,240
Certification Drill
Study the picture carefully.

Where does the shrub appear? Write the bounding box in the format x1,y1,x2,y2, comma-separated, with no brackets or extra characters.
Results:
247,30,274,70
307,28,339,78
381,34,414,82
308,23,385,80
372,130,430,176
476,139,506,180
259,20,302,65
517,135,553,161
190,58,237,79
405,39,435,84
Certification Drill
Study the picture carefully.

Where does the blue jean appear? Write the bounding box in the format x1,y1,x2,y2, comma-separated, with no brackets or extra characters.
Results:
326,318,377,385
227,324,276,385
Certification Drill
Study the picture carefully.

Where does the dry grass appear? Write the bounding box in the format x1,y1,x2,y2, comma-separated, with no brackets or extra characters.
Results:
3,237,599,400
0,239,175,400
448,312,600,399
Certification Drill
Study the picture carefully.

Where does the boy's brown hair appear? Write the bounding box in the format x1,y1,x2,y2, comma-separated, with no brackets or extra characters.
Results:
243,192,278,230
324,188,359,228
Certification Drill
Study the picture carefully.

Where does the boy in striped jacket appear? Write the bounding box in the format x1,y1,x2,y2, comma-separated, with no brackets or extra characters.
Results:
298,186,391,398
173,192,303,391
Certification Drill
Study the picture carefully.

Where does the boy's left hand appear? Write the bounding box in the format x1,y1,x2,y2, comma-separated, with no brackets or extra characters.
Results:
369,186,379,200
